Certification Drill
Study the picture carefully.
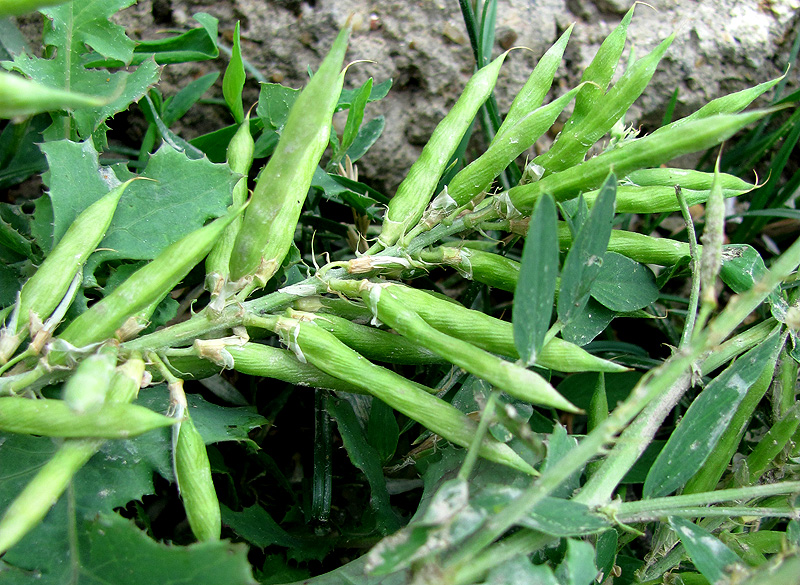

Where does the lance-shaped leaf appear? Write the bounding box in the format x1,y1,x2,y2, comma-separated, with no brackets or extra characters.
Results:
514,193,558,365
644,330,784,498
557,173,616,325
669,517,744,584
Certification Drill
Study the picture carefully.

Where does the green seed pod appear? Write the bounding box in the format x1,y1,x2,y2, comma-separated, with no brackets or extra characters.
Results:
286,309,444,365
229,25,351,286
564,5,633,132
501,218,692,266
10,179,134,343
55,206,244,353
274,316,536,475
446,84,583,207
583,184,750,214
206,111,255,293
333,279,627,374
105,353,146,404
0,354,155,554
62,344,118,413
187,338,367,393
507,109,771,212
534,32,674,175
356,281,579,412
699,162,726,308
293,295,375,323
378,51,509,248
421,245,520,292
650,75,783,136
624,168,754,192
0,71,106,118
494,25,573,142
174,412,221,541
0,397,176,438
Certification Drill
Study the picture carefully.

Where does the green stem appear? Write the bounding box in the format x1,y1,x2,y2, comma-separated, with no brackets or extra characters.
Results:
616,481,800,517
458,390,499,481
449,530,556,585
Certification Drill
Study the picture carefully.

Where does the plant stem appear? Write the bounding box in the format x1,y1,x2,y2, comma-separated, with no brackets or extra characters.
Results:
675,186,701,348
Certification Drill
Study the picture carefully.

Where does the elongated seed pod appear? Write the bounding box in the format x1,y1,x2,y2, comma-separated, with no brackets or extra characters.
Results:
332,279,628,374
493,25,573,143
286,309,444,365
206,112,255,290
507,109,771,212
0,71,105,117
12,179,134,338
0,354,145,555
274,316,535,475
535,33,674,175
582,185,748,214
185,339,367,393
447,84,582,207
624,168,753,191
175,413,221,541
358,282,579,412
229,25,350,285
650,75,783,136
62,344,118,413
421,245,521,292
564,5,633,132
0,398,175,438
378,51,509,248
294,295,375,323
55,206,244,353
699,162,726,308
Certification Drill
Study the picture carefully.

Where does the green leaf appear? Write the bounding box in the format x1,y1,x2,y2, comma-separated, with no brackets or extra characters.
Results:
555,538,597,585
669,516,743,584
130,12,219,65
514,193,558,365
719,244,767,293
142,94,207,159
557,173,616,325
340,77,372,156
0,426,169,583
542,423,581,498
136,388,267,448
162,72,220,126
326,395,403,534
590,251,659,311
367,397,399,464
337,78,392,111
9,0,160,140
80,514,256,585
484,556,559,585
86,144,237,274
37,139,109,252
43,0,136,64
221,505,302,549
643,330,784,498
478,0,497,67
561,297,615,346
222,21,245,123
257,83,300,134
346,116,385,163
595,530,619,582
